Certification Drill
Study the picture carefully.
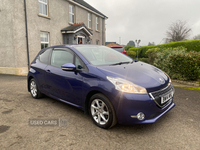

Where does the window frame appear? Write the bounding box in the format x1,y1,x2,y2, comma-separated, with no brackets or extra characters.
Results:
40,31,49,49
49,47,88,72
39,0,48,16
77,35,85,44
88,13,92,29
38,48,52,65
69,5,75,24
75,55,88,72
96,17,99,31
50,49,74,68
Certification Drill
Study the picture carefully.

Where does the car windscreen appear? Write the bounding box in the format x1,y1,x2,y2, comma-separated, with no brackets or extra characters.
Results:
73,46,132,66
111,47,124,52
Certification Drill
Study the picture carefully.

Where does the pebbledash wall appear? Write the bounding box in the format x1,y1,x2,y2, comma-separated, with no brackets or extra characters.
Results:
0,0,107,76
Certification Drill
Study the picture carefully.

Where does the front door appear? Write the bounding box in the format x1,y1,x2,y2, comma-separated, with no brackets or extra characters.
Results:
77,36,85,44
44,48,83,106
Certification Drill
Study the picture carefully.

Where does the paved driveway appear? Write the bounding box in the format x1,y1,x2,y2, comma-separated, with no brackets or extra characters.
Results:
0,75,199,150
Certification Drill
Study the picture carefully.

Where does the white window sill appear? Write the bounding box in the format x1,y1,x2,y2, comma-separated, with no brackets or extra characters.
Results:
38,14,51,19
69,22,74,25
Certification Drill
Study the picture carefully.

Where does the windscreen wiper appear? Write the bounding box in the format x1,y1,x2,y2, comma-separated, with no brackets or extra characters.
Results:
110,61,132,66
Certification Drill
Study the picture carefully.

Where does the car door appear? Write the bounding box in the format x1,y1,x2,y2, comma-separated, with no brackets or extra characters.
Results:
44,48,85,106
32,48,52,93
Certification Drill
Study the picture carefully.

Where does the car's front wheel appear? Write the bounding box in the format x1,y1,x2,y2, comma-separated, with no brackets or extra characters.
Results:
29,78,43,99
89,93,117,129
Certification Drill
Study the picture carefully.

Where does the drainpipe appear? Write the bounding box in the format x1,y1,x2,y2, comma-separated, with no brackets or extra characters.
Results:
102,18,104,45
24,0,30,68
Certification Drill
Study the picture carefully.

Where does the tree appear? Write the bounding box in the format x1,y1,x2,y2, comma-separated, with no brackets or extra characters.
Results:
148,42,155,46
124,45,134,51
127,40,135,47
193,34,200,40
165,20,191,43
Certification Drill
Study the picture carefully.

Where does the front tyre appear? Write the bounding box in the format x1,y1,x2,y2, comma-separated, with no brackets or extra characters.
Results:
89,94,117,129
29,78,43,99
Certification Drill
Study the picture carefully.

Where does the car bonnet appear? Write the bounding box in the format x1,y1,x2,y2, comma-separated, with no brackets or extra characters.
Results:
96,61,170,92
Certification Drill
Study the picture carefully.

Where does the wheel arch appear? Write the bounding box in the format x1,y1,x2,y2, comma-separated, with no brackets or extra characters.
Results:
84,89,115,115
84,90,102,114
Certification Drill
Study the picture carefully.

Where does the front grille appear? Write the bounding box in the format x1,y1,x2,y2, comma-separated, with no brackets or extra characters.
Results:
149,83,174,108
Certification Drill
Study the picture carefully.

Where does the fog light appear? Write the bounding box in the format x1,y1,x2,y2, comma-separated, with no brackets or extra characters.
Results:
137,112,145,120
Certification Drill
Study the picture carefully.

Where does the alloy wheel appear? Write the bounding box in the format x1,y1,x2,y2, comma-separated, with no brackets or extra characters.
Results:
30,80,37,97
91,99,109,125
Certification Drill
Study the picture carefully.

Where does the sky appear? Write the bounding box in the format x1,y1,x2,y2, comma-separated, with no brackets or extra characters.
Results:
85,0,200,46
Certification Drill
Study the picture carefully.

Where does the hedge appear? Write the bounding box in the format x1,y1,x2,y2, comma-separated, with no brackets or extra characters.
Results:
152,47,200,81
127,51,136,59
168,52,200,80
128,39,200,58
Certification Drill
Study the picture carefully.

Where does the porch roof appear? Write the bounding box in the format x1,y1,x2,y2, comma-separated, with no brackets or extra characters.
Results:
61,23,93,36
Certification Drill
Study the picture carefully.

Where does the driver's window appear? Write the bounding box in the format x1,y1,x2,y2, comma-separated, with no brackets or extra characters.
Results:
75,56,85,70
51,50,74,68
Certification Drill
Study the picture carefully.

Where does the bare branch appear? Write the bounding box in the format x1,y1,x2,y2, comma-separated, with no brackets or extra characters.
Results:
165,20,191,43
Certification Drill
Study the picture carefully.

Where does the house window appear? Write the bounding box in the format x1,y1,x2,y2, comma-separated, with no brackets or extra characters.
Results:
88,13,91,29
96,17,99,31
69,5,74,23
40,32,49,49
39,0,48,16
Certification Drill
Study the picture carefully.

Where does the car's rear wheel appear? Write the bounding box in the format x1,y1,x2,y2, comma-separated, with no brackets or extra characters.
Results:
89,93,117,129
30,78,43,99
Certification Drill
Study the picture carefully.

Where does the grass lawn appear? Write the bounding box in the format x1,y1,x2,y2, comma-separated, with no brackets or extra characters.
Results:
180,87,200,91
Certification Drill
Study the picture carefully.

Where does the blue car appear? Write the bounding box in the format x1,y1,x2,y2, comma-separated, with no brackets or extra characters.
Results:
27,45,175,129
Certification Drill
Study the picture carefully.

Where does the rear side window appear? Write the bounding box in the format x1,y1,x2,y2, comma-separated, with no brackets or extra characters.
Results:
39,48,51,64
111,47,124,52
51,50,74,68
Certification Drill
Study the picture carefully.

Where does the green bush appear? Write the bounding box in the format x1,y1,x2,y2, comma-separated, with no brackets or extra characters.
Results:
153,47,187,74
153,47,200,81
128,39,200,58
138,58,149,63
168,51,200,80
124,45,134,51
129,47,144,58
145,48,160,64
127,51,136,59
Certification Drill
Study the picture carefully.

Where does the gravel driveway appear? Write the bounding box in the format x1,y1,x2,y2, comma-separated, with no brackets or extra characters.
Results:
0,75,199,150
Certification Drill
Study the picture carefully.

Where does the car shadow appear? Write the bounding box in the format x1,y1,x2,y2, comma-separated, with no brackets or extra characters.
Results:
39,95,172,133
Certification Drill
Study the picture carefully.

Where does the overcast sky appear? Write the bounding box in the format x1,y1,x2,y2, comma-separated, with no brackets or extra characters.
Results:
85,0,200,46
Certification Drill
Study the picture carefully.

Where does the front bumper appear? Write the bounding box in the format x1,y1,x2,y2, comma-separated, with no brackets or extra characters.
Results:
111,90,175,125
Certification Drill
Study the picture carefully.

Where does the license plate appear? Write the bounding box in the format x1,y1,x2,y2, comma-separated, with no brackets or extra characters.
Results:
161,91,173,104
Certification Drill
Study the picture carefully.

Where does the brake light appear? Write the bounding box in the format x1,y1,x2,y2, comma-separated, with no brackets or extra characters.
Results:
122,51,127,55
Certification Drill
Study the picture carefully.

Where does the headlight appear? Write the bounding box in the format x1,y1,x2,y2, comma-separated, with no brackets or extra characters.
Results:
107,76,147,94
164,72,171,83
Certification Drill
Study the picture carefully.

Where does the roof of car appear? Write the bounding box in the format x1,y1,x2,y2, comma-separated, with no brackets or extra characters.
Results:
46,44,105,49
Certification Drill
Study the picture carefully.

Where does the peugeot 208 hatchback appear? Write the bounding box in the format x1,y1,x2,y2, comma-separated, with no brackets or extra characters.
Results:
28,45,175,129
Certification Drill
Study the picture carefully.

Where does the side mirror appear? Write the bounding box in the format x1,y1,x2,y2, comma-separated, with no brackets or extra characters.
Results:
61,63,76,71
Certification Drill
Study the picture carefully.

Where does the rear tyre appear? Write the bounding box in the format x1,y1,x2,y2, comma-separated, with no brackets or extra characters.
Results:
29,78,43,99
89,93,117,129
